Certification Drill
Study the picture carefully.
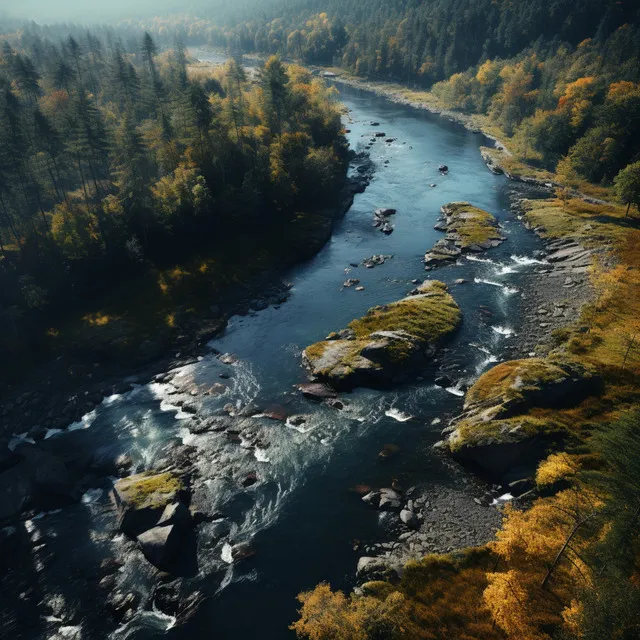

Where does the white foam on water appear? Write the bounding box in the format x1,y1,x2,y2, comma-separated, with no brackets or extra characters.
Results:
81,488,103,504
495,264,517,275
110,610,176,639
492,325,515,336
159,399,192,420
511,254,548,266
466,255,495,264
384,408,413,422
445,386,465,397
52,625,83,639
474,277,504,288
67,408,97,432
44,428,64,440
8,432,35,451
44,616,64,624
31,509,62,521
285,416,316,433
103,393,122,405
503,285,520,296
254,448,271,463
472,343,492,355
221,542,234,564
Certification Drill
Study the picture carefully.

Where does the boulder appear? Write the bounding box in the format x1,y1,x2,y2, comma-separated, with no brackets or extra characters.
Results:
297,383,338,400
400,509,420,529
302,281,461,390
113,472,184,537
356,557,398,581
230,542,255,562
137,524,180,569
445,357,602,479
434,375,453,388
378,488,402,511
136,502,192,570
362,491,381,507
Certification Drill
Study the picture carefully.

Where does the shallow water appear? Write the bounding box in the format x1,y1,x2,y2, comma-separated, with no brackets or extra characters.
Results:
16,73,550,639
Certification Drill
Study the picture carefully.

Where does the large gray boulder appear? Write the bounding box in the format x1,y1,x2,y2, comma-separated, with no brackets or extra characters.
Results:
136,502,193,569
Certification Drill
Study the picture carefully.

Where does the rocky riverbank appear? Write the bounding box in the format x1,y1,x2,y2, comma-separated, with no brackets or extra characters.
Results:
348,188,601,583
0,155,372,444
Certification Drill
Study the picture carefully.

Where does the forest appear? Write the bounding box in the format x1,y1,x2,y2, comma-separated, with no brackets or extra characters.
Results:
130,0,640,189
1,2,640,640
0,25,348,369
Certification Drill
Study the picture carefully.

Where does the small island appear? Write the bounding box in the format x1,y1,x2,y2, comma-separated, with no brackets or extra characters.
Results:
302,280,461,389
424,202,505,267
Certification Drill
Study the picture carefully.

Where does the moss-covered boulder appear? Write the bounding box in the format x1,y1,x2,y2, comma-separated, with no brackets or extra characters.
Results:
302,281,461,390
425,202,504,266
443,357,602,478
113,471,185,537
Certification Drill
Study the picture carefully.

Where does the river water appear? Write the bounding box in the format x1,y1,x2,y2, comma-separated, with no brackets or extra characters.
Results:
15,64,549,640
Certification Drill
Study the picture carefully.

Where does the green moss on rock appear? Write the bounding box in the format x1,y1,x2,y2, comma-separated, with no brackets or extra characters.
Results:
443,356,602,478
114,471,183,510
302,280,461,389
425,202,504,265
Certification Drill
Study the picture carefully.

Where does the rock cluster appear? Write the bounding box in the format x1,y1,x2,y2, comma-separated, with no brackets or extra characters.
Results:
373,207,396,234
424,202,505,267
113,471,193,571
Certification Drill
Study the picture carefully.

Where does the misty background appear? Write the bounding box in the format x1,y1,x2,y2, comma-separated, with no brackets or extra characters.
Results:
0,0,254,24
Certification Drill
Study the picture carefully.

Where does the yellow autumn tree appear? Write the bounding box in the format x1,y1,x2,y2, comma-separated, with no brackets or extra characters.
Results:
484,489,601,639
291,583,412,640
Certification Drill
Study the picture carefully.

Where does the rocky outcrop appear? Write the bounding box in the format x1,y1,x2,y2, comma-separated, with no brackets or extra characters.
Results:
479,146,558,188
441,357,602,479
113,471,185,537
136,502,193,570
302,281,461,390
424,202,505,267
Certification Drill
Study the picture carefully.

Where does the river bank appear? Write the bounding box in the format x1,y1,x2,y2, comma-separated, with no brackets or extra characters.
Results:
2,72,623,640
0,168,369,444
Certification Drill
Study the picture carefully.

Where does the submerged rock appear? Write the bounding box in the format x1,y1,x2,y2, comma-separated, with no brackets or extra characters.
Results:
302,281,461,390
297,382,338,400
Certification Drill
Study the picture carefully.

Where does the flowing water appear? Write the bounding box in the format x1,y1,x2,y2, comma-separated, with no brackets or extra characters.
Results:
14,65,551,639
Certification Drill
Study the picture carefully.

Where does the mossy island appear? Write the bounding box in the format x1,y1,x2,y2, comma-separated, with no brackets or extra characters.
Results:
302,280,461,390
424,202,505,267
442,356,602,479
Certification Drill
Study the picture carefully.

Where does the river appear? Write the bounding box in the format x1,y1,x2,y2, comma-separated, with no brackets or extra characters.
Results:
12,61,548,640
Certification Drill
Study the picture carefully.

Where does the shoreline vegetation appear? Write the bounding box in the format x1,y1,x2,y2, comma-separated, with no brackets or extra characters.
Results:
1,6,640,636
0,34,366,438
287,62,640,640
